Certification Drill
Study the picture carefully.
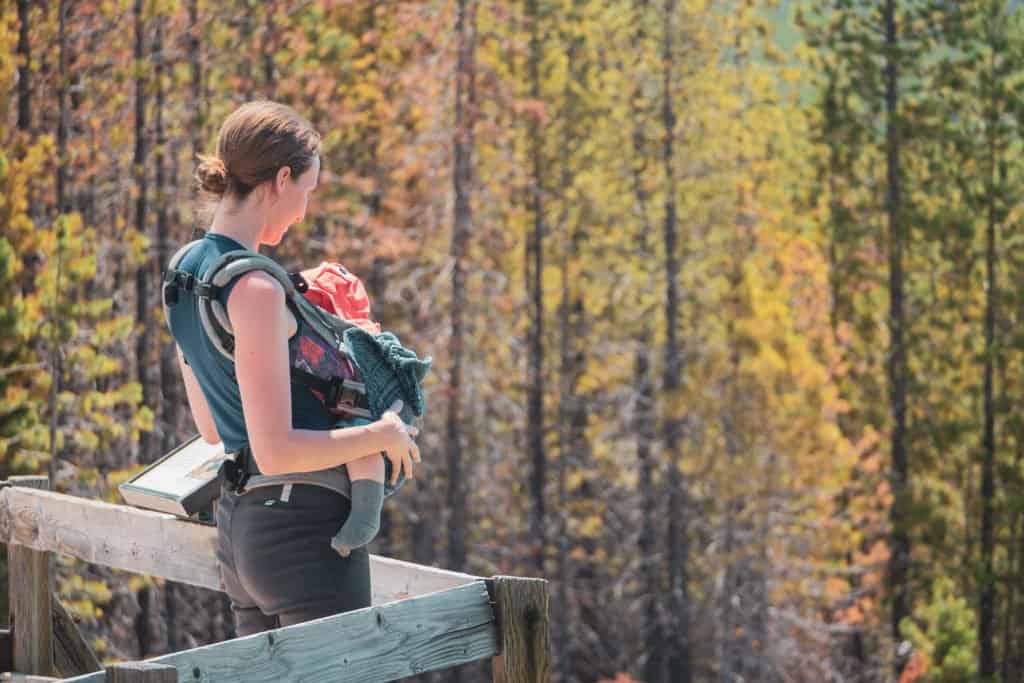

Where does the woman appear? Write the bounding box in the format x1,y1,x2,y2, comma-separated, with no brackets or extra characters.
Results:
167,99,421,636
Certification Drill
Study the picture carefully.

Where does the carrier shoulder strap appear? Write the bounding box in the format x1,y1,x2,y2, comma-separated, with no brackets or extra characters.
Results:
161,239,204,334
194,250,299,360
164,245,368,405
194,250,357,355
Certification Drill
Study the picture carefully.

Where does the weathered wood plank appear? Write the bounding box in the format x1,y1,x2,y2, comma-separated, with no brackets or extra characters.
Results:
369,555,480,604
8,476,54,676
106,663,176,683
0,486,219,590
52,593,103,677
0,487,479,604
59,581,499,683
488,576,550,683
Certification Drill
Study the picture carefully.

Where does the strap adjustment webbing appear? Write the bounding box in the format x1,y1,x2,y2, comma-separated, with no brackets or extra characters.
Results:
162,268,218,306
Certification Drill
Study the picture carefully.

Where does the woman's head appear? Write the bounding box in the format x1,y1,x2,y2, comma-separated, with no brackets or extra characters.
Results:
195,100,321,245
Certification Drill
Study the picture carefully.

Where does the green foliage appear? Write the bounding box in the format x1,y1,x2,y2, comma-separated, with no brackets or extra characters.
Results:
902,577,980,683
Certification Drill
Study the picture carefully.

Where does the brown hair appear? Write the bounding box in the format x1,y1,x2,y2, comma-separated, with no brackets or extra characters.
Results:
195,100,321,202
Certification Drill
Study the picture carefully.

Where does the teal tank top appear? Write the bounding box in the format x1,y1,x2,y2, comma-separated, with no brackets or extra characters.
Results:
166,232,336,453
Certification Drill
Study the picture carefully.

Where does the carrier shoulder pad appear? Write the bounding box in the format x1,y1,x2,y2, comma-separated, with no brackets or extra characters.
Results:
161,239,204,334
196,251,306,362
203,251,296,298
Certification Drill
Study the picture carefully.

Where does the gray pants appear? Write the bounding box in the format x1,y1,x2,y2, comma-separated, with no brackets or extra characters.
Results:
215,480,373,637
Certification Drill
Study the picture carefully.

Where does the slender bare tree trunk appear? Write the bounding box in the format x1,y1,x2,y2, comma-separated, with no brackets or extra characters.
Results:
47,0,71,490
151,9,181,654
661,0,690,679
447,0,477,581
132,0,156,658
56,0,69,216
883,1,910,664
17,0,31,132
262,0,278,97
525,0,548,580
626,4,663,679
134,0,154,466
979,56,1001,676
556,268,571,683
554,7,578,679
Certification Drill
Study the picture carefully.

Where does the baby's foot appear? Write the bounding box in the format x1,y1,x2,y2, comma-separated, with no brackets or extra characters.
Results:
330,479,385,557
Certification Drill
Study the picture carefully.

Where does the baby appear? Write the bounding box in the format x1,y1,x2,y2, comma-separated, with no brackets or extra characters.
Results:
286,262,417,557
329,412,396,558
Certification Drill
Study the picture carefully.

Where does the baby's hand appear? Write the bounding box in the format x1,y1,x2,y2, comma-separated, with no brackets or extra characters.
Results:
373,400,421,484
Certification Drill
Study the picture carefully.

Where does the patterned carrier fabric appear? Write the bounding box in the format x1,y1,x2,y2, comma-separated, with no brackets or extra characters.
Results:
288,318,364,417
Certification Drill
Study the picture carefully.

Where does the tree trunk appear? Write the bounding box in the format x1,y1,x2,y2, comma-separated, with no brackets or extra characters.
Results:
262,0,278,97
556,277,570,683
628,5,663,679
189,0,204,181
134,0,154,467
47,0,71,485
56,0,69,215
978,56,1000,675
525,0,547,578
883,0,910,662
555,5,583,678
152,9,181,654
661,0,690,680
132,0,155,658
447,0,476,579
17,0,31,132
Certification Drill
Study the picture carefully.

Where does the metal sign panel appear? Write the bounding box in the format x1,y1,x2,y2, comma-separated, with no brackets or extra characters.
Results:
119,434,232,522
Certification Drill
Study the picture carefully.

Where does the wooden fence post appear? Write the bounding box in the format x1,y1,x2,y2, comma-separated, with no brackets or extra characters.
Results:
53,591,104,676
105,663,176,683
7,476,54,676
487,576,550,683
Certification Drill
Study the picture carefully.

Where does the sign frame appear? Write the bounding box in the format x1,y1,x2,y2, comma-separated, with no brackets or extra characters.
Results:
119,433,233,523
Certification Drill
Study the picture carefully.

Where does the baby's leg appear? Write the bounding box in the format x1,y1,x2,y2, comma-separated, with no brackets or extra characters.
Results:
345,452,385,482
330,453,386,557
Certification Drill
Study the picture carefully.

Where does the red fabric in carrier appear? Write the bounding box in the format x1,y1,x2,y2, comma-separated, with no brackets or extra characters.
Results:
298,262,382,335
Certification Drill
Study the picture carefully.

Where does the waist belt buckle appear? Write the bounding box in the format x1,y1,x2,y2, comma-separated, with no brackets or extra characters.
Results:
221,450,251,495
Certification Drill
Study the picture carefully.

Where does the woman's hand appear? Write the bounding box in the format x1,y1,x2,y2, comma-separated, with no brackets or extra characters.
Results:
371,399,421,485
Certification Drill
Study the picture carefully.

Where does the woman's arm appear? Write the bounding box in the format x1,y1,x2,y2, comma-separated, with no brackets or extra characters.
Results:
177,345,222,445
227,270,398,477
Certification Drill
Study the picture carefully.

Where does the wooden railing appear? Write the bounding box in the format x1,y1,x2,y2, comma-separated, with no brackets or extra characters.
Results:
0,476,550,682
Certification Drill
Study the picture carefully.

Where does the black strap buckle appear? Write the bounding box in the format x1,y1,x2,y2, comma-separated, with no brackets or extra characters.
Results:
220,449,252,494
326,378,365,408
163,270,210,307
289,272,309,293
162,281,179,307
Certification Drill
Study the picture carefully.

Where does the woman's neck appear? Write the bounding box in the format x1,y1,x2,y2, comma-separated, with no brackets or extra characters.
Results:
208,199,265,251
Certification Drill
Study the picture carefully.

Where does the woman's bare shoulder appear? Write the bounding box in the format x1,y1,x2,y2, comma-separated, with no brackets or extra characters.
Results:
227,271,285,311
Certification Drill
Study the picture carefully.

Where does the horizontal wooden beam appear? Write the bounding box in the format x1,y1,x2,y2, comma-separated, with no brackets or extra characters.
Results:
368,555,480,602
0,486,219,589
0,486,479,604
106,663,176,682
59,581,498,683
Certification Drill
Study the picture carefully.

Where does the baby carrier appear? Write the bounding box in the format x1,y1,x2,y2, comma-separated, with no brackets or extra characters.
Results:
161,236,373,422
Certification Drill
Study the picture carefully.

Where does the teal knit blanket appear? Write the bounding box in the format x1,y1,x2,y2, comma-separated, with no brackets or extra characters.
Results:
341,328,433,425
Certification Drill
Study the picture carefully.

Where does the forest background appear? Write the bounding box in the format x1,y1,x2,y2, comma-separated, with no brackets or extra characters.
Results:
2,0,1023,682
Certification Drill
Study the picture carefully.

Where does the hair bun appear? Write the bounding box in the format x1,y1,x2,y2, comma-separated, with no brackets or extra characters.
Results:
196,155,229,195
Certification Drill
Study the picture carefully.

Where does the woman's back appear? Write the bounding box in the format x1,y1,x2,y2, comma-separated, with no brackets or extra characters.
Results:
167,230,335,454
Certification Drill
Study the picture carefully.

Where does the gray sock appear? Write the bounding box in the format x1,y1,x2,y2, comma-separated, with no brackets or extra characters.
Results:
330,479,385,557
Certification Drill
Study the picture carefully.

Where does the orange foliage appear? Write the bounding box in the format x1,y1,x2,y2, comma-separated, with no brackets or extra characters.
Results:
898,650,929,683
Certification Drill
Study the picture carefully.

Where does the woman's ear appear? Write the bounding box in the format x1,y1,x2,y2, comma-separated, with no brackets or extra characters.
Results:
276,165,291,193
